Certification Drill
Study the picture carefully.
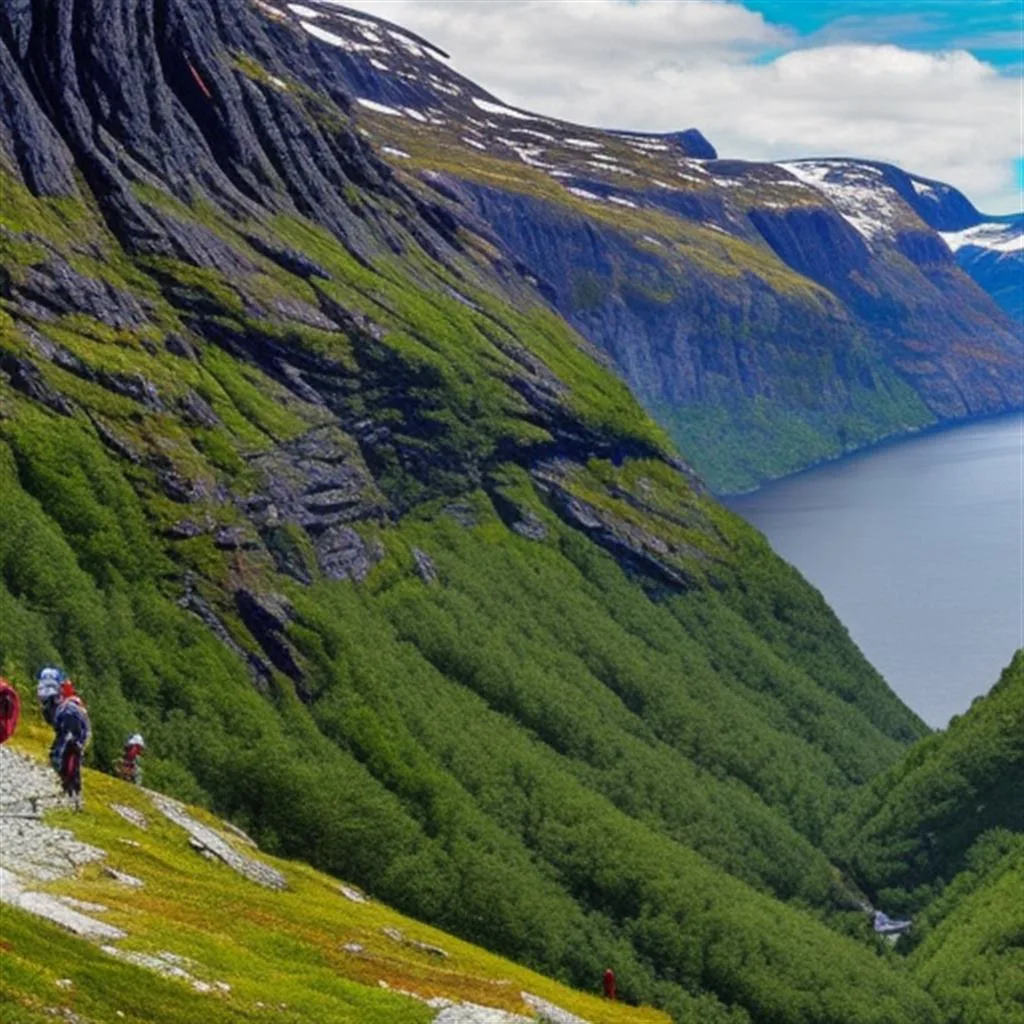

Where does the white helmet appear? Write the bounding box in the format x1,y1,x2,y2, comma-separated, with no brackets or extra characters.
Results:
127,733,145,748
36,667,63,700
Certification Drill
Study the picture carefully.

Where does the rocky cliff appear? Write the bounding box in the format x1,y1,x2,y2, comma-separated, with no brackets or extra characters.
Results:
249,2,1021,491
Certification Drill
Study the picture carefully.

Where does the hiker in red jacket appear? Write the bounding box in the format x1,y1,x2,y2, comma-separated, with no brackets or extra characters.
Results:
0,678,20,744
603,968,617,1001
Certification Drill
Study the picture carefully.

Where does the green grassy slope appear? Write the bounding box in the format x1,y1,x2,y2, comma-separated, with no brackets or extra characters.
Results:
1,731,669,1024
909,833,1024,1023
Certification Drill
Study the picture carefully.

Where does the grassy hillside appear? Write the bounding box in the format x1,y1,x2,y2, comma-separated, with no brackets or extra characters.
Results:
910,832,1024,1023
1,730,668,1024
265,0,1021,493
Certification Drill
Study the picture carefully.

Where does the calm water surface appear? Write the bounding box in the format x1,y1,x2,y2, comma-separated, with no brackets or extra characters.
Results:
729,413,1023,728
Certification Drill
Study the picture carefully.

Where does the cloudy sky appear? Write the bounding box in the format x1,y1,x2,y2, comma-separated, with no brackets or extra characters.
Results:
346,0,1023,213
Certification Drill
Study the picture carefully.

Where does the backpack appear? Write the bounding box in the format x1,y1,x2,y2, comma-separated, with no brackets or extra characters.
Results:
0,680,21,744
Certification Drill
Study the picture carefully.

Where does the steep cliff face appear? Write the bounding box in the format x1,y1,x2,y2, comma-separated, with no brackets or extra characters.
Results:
246,2,1020,491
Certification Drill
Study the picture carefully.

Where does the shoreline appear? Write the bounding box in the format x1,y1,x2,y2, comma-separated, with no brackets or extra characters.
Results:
718,406,1024,502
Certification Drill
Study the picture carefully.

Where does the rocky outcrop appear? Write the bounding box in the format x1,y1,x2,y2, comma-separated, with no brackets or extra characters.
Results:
151,793,288,890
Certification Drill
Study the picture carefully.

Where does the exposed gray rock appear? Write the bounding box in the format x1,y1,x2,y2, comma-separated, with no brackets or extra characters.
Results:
316,525,382,583
533,462,701,591
234,588,303,684
443,502,478,528
109,804,148,830
512,512,548,542
0,352,75,416
14,255,148,329
0,751,123,941
103,867,144,888
6,877,127,941
166,519,207,540
164,333,196,359
90,417,142,464
179,390,220,428
178,576,274,693
521,992,591,1024
213,526,260,551
433,1005,531,1024
412,547,438,584
152,793,287,891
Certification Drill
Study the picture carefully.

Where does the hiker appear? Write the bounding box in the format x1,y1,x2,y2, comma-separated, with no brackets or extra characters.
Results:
118,733,146,785
603,968,617,1001
36,665,66,726
0,678,20,744
50,680,91,808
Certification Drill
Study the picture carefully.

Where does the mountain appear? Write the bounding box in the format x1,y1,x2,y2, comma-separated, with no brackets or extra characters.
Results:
942,218,1024,322
245,2,1024,492
0,1,1016,1022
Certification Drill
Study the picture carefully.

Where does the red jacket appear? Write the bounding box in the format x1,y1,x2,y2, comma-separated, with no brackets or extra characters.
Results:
0,680,20,744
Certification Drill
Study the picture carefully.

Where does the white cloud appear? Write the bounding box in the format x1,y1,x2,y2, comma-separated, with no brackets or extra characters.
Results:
344,0,1021,212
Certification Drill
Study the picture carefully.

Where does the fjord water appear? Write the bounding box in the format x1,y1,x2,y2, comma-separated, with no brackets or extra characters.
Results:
730,413,1023,728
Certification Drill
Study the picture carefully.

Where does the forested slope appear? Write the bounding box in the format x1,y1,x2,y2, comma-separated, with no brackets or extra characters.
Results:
834,651,1024,905
833,653,1024,1023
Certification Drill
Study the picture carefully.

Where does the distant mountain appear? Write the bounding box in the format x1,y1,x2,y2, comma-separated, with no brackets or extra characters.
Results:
942,219,1024,322
259,2,1023,492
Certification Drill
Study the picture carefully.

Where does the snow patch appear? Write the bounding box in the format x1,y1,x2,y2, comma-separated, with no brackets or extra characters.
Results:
511,128,556,143
941,222,1024,255
608,196,637,208
779,160,903,242
288,3,321,18
564,138,602,150
356,98,405,117
301,21,375,52
472,97,539,121
567,187,601,202
462,137,488,151
382,146,411,159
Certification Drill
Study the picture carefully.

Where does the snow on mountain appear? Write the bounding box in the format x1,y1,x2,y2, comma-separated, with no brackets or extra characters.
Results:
778,160,908,244
941,221,1024,257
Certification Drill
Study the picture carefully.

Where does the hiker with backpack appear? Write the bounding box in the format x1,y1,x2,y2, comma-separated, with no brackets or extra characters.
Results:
118,733,146,785
0,678,20,744
49,679,91,809
36,665,66,726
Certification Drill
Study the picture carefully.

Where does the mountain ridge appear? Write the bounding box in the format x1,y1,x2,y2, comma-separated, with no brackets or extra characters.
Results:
265,0,1021,491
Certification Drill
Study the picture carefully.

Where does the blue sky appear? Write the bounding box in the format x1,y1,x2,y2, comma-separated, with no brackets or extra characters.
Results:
745,0,1021,67
351,1,1023,212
